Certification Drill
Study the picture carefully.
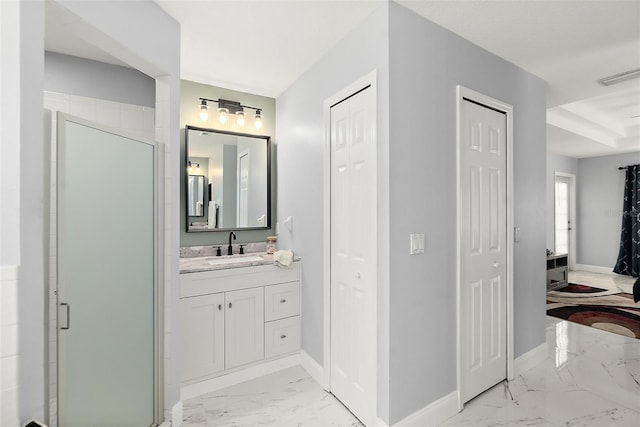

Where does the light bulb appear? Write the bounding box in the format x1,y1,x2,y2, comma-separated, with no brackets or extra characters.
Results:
218,108,229,125
254,110,262,129
236,111,245,127
199,100,208,122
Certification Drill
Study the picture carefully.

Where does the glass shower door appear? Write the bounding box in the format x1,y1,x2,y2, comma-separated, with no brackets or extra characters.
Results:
57,113,158,426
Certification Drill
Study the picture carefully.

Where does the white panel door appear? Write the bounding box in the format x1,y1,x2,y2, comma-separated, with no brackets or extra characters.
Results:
180,293,225,381
225,287,264,369
460,100,507,402
330,86,377,425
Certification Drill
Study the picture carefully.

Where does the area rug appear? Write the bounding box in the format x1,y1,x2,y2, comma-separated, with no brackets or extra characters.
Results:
547,283,640,339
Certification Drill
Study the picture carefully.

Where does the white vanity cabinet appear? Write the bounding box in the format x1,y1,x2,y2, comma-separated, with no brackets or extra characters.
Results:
180,293,225,380
224,287,264,369
180,260,300,384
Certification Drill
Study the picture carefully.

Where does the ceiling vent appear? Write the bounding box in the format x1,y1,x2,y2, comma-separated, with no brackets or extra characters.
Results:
598,68,640,86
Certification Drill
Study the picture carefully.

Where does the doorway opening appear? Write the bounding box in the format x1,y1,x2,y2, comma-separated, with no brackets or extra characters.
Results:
554,172,576,270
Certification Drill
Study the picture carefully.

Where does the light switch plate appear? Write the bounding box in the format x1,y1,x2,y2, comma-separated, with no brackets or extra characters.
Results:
514,227,521,242
410,233,425,255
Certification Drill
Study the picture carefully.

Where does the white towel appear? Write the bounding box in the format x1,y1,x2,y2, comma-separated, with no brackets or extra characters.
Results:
207,201,215,229
273,250,294,268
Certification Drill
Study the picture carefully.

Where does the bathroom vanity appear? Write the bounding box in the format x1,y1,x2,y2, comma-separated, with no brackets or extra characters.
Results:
179,254,300,385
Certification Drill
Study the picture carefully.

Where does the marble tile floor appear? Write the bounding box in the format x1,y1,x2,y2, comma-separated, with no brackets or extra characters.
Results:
182,366,363,427
442,316,640,426
183,316,639,427
567,270,636,294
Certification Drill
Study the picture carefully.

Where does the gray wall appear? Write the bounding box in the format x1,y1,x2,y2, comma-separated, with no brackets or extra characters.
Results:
2,0,181,423
276,3,391,421
277,1,546,424
45,51,155,107
387,3,546,422
546,153,578,250
577,151,640,268
1,1,46,421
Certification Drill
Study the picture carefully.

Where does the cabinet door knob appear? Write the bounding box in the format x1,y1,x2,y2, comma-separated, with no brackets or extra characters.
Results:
228,302,232,309
218,304,222,311
355,272,361,279
280,334,287,339
280,299,287,303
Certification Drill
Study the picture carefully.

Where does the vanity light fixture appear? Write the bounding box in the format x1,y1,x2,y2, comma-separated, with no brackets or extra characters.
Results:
236,110,245,127
198,97,264,129
187,161,200,172
218,108,229,125
199,99,209,122
254,109,262,129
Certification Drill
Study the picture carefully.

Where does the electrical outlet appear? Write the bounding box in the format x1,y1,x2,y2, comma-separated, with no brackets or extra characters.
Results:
410,233,425,255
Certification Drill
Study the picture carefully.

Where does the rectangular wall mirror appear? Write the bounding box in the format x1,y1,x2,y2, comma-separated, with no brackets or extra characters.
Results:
185,125,271,232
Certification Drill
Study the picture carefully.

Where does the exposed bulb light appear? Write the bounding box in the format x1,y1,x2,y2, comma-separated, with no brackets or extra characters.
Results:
254,109,262,129
199,99,208,122
236,110,246,127
218,108,229,125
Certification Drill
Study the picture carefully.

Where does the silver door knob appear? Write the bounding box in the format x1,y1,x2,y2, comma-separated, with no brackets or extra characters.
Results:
355,272,361,279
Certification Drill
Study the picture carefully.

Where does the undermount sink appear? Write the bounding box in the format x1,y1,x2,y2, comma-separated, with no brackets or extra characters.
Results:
207,254,264,266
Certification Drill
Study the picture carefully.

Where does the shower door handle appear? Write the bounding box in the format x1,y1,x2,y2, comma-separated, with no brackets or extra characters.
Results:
59,303,70,330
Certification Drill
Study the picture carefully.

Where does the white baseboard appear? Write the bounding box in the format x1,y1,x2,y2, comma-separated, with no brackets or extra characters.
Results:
574,264,614,275
299,350,326,390
180,354,300,401
514,342,547,377
392,391,458,427
171,401,183,427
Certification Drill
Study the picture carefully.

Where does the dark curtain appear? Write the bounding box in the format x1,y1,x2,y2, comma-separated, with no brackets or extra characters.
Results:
613,164,640,277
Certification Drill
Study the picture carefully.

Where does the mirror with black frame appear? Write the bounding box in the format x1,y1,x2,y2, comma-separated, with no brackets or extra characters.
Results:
185,125,271,232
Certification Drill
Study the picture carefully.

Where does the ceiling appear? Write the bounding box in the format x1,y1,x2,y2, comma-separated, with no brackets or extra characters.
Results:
45,0,640,159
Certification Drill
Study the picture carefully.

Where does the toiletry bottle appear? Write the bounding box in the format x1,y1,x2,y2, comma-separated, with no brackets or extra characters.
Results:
266,236,277,254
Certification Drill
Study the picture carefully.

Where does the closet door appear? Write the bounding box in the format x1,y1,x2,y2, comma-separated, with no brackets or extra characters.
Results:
330,85,377,426
57,113,159,426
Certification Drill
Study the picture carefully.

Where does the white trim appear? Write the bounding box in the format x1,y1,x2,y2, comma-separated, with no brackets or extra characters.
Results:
171,401,183,427
180,354,300,401
323,70,378,393
0,265,19,281
299,350,327,390
554,172,577,270
574,264,615,275
455,86,515,410
513,342,548,377
391,391,458,427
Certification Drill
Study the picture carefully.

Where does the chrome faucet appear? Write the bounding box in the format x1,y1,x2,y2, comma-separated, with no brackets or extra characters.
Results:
227,231,236,255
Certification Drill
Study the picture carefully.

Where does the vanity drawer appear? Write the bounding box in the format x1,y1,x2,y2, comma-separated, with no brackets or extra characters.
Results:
264,282,300,322
264,316,300,359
